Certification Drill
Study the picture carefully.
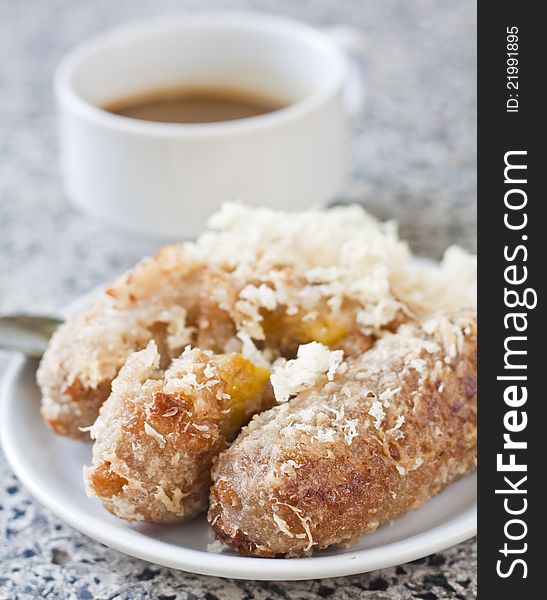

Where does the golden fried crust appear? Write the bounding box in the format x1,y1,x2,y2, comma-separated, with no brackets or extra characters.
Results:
84,343,273,523
44,379,112,438
37,245,204,439
208,311,477,556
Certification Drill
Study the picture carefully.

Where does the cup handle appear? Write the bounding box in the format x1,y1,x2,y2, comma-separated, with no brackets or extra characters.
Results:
325,25,367,119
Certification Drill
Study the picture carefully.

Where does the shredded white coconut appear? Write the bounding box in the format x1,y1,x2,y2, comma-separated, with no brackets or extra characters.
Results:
386,415,405,438
154,486,185,513
393,245,476,315
271,342,344,403
410,457,424,471
144,422,166,448
379,387,401,406
196,202,412,338
368,401,386,430
422,341,440,354
275,501,314,551
409,358,427,374
203,363,217,379
313,428,337,443
341,419,359,445
191,423,210,432
302,311,319,322
280,460,302,475
236,330,270,369
239,283,278,311
273,513,295,538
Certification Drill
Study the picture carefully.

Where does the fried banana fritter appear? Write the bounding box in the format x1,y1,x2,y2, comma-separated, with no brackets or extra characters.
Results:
38,245,203,438
37,203,477,541
208,311,476,556
84,342,273,522
39,205,415,439
196,267,383,359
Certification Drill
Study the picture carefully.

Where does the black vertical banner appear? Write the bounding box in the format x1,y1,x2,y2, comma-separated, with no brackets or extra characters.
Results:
478,1,543,597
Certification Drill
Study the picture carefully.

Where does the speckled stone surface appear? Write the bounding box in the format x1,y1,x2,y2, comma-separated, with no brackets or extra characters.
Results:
0,0,476,597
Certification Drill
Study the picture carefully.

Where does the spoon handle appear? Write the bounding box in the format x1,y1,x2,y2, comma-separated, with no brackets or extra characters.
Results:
0,314,63,358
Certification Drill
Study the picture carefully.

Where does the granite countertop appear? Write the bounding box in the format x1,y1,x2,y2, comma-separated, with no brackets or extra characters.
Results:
0,0,476,598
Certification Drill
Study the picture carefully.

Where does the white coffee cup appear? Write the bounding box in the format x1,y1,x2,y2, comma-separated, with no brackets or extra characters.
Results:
55,11,366,238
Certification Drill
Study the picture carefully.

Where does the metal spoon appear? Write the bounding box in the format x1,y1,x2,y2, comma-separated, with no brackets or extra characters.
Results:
0,315,63,358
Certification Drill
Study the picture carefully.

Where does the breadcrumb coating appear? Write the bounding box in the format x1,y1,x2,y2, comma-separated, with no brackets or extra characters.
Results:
208,311,476,556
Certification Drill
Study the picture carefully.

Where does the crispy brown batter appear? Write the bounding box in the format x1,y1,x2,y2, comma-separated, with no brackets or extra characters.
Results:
208,311,477,556
84,343,273,522
38,245,204,439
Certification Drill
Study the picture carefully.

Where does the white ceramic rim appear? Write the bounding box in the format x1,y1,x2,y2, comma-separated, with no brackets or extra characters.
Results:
0,363,476,580
54,11,348,138
0,365,476,579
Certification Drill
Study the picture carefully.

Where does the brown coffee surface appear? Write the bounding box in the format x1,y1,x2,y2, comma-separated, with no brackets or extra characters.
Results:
103,87,287,123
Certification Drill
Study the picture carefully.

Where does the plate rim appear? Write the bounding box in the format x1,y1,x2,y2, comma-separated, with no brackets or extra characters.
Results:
1,353,476,580
0,263,476,581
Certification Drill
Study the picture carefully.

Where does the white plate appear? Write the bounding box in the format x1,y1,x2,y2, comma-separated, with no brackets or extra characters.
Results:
0,286,476,581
